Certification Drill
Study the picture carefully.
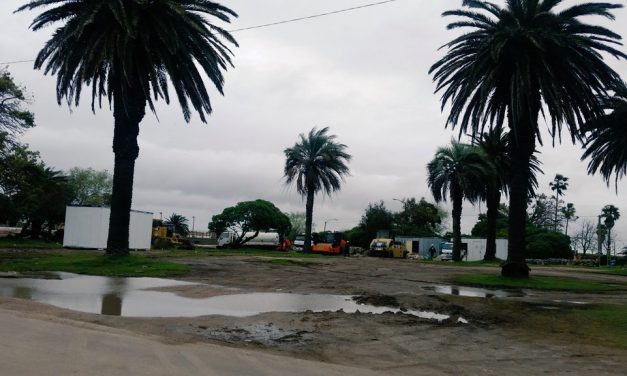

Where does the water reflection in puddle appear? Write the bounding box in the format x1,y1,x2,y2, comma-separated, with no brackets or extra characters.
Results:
0,273,457,322
422,285,525,298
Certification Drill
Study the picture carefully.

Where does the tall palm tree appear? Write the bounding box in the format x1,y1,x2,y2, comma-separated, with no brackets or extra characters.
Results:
601,204,620,260
165,213,190,237
581,82,627,188
427,140,491,261
284,127,351,253
18,0,238,255
549,174,569,231
430,0,625,277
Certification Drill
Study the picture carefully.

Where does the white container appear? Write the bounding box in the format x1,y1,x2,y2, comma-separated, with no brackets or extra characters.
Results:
63,206,153,250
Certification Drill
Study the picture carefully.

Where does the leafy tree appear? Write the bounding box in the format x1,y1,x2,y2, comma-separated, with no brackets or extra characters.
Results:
581,82,627,188
286,212,306,240
19,1,239,255
0,69,35,142
427,140,491,261
394,197,443,236
561,203,578,236
284,127,351,252
549,174,569,232
525,226,572,259
430,0,625,278
471,207,509,239
165,213,190,237
361,201,395,239
601,205,620,261
572,220,597,257
529,193,560,230
208,200,291,247
66,167,112,207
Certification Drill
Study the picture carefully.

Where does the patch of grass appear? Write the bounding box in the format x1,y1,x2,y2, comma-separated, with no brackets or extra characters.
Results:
594,267,627,276
0,253,188,277
566,304,627,349
0,238,62,249
454,274,618,292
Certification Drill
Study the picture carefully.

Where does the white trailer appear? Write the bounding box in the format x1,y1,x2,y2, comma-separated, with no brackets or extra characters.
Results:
461,238,508,261
63,206,153,250
217,231,280,248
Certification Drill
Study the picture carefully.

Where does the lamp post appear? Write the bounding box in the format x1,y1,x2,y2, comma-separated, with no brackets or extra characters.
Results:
323,218,338,232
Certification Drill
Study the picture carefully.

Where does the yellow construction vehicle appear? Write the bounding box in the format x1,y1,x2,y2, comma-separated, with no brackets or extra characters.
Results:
368,238,408,258
151,220,193,250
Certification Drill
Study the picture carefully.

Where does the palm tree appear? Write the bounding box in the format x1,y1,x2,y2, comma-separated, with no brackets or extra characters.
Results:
601,205,620,261
549,174,569,232
284,127,351,253
18,1,238,255
474,129,541,260
165,213,190,237
427,140,491,261
561,203,577,236
581,82,627,188
430,0,625,277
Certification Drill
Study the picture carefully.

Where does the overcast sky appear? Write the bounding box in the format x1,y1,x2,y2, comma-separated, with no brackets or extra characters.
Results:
1,0,625,248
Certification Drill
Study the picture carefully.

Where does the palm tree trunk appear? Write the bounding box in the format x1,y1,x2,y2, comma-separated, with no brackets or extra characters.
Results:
502,123,534,278
484,185,499,261
303,187,315,253
451,182,463,262
554,194,559,232
106,86,146,255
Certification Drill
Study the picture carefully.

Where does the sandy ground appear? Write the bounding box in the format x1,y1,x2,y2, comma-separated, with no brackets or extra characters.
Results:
1,254,626,375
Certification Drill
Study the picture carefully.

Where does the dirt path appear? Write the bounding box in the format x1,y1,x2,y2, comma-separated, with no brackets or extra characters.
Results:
1,255,626,375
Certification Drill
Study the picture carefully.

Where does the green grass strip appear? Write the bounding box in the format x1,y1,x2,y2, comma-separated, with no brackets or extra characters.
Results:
0,254,188,277
565,304,627,349
454,274,618,292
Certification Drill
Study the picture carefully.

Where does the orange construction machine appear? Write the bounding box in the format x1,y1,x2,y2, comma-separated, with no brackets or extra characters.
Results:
312,232,348,255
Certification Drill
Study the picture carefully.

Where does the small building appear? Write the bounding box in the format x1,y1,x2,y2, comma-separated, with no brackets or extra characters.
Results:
395,236,447,256
461,238,508,261
63,206,153,250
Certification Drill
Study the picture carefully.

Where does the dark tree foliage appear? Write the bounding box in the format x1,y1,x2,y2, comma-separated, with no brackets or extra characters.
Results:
19,0,239,255
0,69,35,142
525,226,572,259
165,213,190,237
66,167,112,206
430,0,625,277
471,211,509,238
581,82,627,187
0,136,70,235
394,197,443,237
208,200,291,247
284,127,351,252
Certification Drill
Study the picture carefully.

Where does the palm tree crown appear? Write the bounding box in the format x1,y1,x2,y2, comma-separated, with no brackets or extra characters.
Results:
284,127,351,253
17,0,238,121
581,82,627,187
284,127,351,198
165,213,190,237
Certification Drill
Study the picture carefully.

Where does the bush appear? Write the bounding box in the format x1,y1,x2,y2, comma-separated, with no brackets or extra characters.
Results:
526,227,572,259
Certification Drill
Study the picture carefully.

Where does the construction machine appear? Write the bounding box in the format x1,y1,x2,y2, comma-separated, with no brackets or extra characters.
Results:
312,231,348,255
368,238,408,258
151,220,194,250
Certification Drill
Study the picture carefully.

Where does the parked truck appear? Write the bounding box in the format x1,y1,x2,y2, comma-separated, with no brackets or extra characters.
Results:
368,238,408,258
217,230,290,250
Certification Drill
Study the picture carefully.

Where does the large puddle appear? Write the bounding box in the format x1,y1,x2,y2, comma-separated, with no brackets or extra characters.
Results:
0,273,456,321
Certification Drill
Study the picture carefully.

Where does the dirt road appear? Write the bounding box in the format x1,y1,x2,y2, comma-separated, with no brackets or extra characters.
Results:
1,254,626,375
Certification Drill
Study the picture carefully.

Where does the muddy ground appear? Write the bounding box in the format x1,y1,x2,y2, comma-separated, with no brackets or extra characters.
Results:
2,254,627,375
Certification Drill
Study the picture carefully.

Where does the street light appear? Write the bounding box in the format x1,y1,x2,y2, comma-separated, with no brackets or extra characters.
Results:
323,218,338,232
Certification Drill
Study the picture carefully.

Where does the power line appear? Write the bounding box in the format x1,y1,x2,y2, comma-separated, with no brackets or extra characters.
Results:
0,0,400,66
229,0,398,33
